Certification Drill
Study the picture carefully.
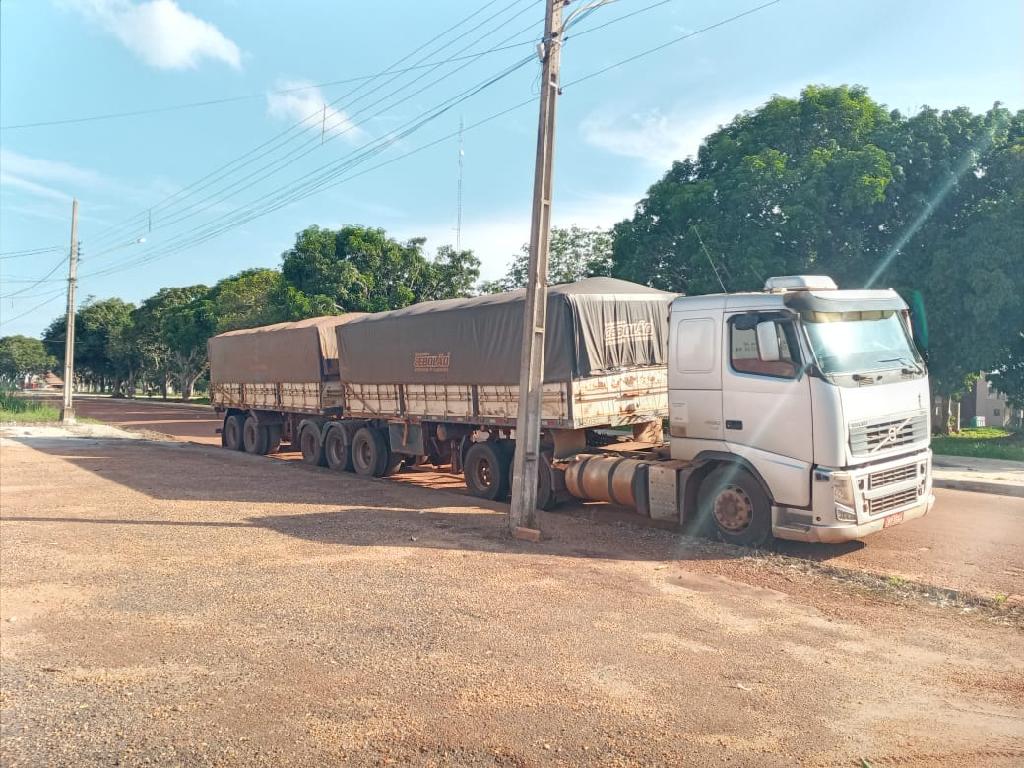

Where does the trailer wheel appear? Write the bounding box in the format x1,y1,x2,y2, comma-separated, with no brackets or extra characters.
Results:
324,426,353,472
698,465,772,548
222,414,245,451
243,415,270,455
351,426,390,477
299,423,327,467
464,442,510,501
506,444,558,510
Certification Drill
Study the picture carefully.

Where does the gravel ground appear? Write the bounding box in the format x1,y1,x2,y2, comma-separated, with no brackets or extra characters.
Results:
1,430,1022,767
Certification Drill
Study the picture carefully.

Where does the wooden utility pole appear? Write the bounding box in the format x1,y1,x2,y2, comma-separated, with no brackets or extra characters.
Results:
509,0,563,534
60,198,79,425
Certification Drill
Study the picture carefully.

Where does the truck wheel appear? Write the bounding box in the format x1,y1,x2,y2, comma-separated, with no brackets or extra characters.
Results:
505,444,558,509
243,415,271,455
464,442,510,500
222,414,245,451
351,426,390,477
698,465,772,548
299,424,327,467
324,426,353,472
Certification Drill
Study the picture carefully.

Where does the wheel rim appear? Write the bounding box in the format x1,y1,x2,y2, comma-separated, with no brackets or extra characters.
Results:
713,485,753,532
471,455,494,490
355,437,372,470
327,434,344,465
302,430,316,458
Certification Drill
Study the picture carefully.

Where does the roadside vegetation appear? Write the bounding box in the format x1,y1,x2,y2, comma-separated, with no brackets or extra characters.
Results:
0,390,60,423
931,427,1024,462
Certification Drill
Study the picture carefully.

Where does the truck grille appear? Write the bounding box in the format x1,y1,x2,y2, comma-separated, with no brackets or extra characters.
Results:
849,411,927,456
868,463,918,490
867,487,919,516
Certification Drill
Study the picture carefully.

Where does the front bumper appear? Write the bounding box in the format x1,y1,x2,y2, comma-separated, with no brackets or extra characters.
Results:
773,450,934,543
773,493,934,543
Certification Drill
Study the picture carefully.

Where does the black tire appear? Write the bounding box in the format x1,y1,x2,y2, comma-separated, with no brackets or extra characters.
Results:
299,424,327,467
222,414,245,451
464,441,511,500
351,426,390,477
506,444,558,510
324,426,353,472
697,465,772,547
243,415,270,455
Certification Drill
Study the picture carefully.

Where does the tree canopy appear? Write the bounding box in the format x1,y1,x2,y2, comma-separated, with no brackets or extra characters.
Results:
35,227,476,399
0,335,54,385
611,85,1024,399
481,226,612,293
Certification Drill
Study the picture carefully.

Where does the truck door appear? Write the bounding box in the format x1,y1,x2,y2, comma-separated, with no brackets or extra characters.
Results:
668,306,724,451
721,312,812,507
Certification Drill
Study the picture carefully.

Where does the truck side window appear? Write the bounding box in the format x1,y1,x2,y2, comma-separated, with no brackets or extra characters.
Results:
730,318,800,378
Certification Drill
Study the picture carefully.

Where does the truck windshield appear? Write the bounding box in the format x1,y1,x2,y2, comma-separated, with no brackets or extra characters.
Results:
801,310,923,375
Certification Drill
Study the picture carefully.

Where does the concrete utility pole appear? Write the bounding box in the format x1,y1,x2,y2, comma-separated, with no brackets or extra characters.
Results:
60,198,79,425
508,0,563,535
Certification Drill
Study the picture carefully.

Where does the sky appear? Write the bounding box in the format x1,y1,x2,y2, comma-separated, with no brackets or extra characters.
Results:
1,0,1021,338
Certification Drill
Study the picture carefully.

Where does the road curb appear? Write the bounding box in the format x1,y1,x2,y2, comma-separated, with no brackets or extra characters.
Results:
932,478,1024,498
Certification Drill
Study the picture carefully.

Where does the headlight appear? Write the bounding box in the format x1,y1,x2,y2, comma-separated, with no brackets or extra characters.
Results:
834,504,857,523
832,473,855,506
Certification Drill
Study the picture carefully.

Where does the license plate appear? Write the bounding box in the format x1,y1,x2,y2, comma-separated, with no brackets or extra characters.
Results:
883,511,904,528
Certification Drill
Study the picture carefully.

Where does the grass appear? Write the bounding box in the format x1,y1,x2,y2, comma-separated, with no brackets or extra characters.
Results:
0,391,61,423
931,427,1024,462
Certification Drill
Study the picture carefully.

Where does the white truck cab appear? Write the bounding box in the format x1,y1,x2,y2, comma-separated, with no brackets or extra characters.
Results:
668,275,934,544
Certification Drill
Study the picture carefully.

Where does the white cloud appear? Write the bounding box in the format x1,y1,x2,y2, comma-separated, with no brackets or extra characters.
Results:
0,172,72,203
266,80,363,141
64,0,241,70
1,148,105,188
580,104,746,168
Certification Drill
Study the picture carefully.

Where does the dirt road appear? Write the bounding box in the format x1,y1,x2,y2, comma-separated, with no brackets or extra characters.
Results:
1,429,1022,766
68,396,1024,599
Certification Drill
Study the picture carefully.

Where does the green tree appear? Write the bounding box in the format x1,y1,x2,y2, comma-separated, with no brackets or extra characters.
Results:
0,335,54,386
130,285,210,398
481,226,612,293
281,225,479,311
206,268,289,332
610,84,1024,405
43,298,136,392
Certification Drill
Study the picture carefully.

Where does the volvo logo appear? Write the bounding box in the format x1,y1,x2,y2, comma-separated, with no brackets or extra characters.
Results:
887,425,900,443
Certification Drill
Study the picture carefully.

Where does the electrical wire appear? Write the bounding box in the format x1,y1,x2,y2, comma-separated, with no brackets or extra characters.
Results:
36,0,783,286
0,246,64,260
0,254,67,300
82,0,540,252
0,41,542,132
562,0,783,88
87,9,545,261
0,288,67,327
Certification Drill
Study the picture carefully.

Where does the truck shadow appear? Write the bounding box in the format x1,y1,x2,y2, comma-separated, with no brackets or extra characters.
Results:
4,435,863,564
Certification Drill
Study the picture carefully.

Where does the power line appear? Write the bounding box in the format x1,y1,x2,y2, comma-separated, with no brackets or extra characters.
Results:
0,246,63,260
0,253,68,300
84,54,538,277
81,0,538,252
0,41,542,132
0,288,67,327
562,0,782,88
86,7,544,262
75,0,782,282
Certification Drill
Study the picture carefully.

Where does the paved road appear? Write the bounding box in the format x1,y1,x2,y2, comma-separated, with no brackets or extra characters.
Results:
71,396,1024,598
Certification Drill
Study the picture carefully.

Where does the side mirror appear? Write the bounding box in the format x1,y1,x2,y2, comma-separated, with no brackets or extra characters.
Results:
756,321,781,362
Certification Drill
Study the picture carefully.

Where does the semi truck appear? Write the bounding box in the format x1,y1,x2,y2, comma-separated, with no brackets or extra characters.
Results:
210,275,935,546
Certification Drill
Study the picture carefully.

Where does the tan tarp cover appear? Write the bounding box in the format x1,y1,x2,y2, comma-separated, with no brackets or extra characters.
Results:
337,278,677,385
208,315,364,384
